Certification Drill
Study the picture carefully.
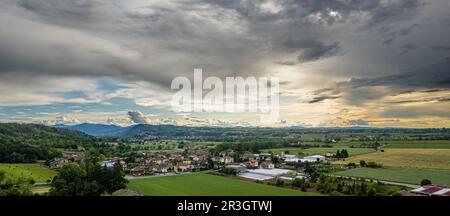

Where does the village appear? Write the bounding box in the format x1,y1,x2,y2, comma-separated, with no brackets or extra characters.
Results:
47,143,332,182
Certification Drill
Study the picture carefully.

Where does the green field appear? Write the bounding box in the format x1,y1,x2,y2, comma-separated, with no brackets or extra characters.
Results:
264,147,375,157
335,167,450,186
128,173,316,196
383,140,450,148
0,163,57,183
333,148,450,171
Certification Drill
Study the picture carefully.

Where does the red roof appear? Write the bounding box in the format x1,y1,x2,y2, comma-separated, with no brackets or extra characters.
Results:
443,190,450,196
420,186,445,194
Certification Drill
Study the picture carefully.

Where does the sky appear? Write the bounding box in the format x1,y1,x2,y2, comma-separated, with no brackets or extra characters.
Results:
0,0,449,128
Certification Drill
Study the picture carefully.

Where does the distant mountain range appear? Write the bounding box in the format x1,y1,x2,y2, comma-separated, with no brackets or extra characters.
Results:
55,123,244,139
53,123,448,139
54,123,131,137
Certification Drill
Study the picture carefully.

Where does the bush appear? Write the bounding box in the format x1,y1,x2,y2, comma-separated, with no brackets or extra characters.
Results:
360,160,367,167
366,161,383,168
276,178,284,187
346,163,356,168
219,167,237,176
420,179,432,186
28,179,36,185
292,178,309,191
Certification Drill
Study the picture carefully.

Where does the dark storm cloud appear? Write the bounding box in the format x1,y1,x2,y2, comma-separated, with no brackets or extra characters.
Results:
401,44,417,50
385,97,450,104
308,95,340,104
275,40,342,64
398,44,417,55
0,0,431,84
363,0,423,27
312,59,450,105
127,111,148,124
201,0,424,64
421,89,443,93
0,0,446,106
382,24,419,45
276,61,297,66
382,37,395,45
205,0,423,26
342,60,450,89
298,42,341,63
431,46,450,51
18,0,104,21
0,0,263,87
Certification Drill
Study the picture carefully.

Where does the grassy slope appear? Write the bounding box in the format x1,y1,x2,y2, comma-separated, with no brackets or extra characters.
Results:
335,167,450,186
333,148,450,171
128,173,316,196
0,163,56,183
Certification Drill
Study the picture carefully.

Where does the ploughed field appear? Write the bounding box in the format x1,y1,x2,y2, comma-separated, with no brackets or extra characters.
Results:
127,173,316,196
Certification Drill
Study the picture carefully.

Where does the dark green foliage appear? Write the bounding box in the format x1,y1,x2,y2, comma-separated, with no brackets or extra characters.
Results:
346,162,357,168
304,163,332,183
292,178,309,191
0,171,33,196
341,149,349,158
49,164,89,196
420,179,432,186
360,160,367,167
49,154,128,196
335,149,349,159
276,178,284,187
0,123,95,163
219,167,237,176
315,174,398,196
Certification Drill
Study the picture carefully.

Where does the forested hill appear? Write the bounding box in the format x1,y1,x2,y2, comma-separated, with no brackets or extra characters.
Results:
0,123,95,163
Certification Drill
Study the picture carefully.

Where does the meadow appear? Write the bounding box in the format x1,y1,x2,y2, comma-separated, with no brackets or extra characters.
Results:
264,146,375,157
335,167,450,186
333,148,450,171
127,173,316,196
383,140,450,149
0,163,56,183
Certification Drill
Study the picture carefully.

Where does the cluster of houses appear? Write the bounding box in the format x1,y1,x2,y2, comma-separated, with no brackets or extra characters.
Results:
128,146,211,176
49,151,82,168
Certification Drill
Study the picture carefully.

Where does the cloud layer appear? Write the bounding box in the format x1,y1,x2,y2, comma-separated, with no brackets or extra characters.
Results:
0,0,449,127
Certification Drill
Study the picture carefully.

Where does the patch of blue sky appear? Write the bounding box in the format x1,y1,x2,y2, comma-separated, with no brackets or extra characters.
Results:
96,77,128,92
58,91,89,99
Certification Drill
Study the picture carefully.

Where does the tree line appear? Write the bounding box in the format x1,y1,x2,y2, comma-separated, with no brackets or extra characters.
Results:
0,123,95,163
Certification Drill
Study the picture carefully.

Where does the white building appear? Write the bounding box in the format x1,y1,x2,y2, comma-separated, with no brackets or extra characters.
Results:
300,155,326,163
238,168,295,181
282,154,297,159
101,160,115,168
284,157,300,163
